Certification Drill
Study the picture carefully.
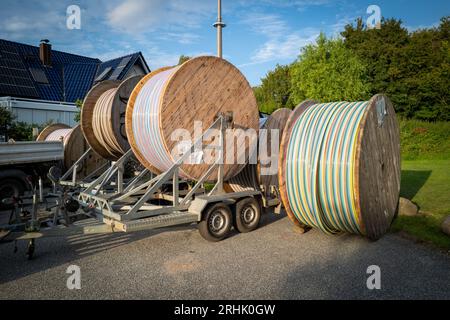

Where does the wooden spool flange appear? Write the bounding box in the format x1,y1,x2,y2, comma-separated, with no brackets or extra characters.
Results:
355,94,401,239
36,123,71,141
81,75,143,160
278,100,317,230
259,108,292,191
37,124,107,176
224,108,293,193
126,56,259,181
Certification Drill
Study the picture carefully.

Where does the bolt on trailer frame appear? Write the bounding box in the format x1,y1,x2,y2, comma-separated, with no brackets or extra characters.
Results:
77,112,277,233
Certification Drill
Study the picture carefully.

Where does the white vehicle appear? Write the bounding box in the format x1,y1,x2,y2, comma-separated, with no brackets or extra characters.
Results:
0,140,63,202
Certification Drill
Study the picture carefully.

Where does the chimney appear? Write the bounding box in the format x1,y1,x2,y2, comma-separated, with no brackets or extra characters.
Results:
39,39,51,67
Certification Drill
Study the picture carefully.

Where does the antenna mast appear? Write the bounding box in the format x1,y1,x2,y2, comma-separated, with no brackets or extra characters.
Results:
213,0,226,58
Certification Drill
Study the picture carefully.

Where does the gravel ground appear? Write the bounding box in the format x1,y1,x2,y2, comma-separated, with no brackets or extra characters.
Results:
1,211,449,300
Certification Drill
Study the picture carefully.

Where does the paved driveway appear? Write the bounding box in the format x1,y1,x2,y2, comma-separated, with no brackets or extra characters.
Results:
1,212,449,299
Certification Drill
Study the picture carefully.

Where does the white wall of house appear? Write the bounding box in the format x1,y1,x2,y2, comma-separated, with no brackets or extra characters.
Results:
0,97,78,127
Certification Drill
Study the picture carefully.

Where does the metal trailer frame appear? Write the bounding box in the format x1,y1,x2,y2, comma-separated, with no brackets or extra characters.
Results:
77,112,275,232
58,147,110,189
1,112,281,259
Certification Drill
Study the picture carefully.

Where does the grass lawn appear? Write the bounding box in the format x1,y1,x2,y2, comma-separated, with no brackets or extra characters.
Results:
392,160,450,249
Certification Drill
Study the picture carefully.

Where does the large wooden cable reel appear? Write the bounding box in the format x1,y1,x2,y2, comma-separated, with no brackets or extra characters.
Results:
81,75,143,161
259,108,292,192
278,95,400,239
224,108,292,194
125,56,259,182
36,123,71,142
37,124,106,176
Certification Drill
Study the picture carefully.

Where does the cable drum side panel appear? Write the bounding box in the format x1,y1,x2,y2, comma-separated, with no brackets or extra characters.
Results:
225,108,292,194
278,100,317,229
126,56,259,182
356,95,401,240
37,123,107,175
259,108,292,191
279,95,400,240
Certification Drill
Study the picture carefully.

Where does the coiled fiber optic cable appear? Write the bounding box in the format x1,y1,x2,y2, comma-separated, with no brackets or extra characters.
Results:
45,128,72,142
130,67,189,177
92,88,124,157
279,96,401,239
125,57,261,182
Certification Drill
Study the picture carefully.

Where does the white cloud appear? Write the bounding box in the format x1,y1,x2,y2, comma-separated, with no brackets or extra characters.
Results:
253,32,317,64
236,0,332,12
0,4,65,39
107,0,164,33
107,0,215,34
159,32,201,45
240,13,289,37
239,13,319,66
330,16,359,36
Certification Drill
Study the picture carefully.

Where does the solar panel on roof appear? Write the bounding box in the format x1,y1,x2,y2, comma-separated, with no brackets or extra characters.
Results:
0,45,39,98
65,63,100,102
29,67,49,84
0,43,19,54
109,56,132,80
94,66,112,82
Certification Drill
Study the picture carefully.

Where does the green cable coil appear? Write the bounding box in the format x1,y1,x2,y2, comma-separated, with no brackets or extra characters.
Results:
279,95,401,239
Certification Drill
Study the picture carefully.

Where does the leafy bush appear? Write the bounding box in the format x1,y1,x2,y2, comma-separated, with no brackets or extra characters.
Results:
342,17,450,121
74,99,83,123
290,33,370,103
254,64,295,114
8,121,36,141
399,118,450,160
1,106,54,141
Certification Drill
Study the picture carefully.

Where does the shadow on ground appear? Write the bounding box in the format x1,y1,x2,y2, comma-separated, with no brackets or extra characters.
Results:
280,231,450,299
0,208,285,284
400,170,432,200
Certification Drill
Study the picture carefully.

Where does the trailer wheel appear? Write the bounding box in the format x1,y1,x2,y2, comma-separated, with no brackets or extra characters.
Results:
0,178,24,199
0,178,24,209
234,197,261,233
198,203,232,242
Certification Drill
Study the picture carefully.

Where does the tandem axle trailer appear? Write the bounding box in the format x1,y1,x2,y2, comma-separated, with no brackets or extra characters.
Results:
1,113,281,259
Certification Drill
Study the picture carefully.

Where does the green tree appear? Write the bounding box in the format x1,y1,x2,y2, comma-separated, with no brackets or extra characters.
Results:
404,17,450,121
0,106,14,125
8,121,35,141
342,16,450,121
290,33,369,103
254,64,295,114
0,107,14,141
74,99,83,122
0,106,42,141
178,55,190,65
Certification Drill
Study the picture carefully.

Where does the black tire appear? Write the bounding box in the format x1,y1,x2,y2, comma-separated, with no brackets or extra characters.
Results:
198,202,232,242
234,197,261,233
0,178,25,209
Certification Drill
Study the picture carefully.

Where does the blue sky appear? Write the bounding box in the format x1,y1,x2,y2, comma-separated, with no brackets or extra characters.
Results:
1,0,449,86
